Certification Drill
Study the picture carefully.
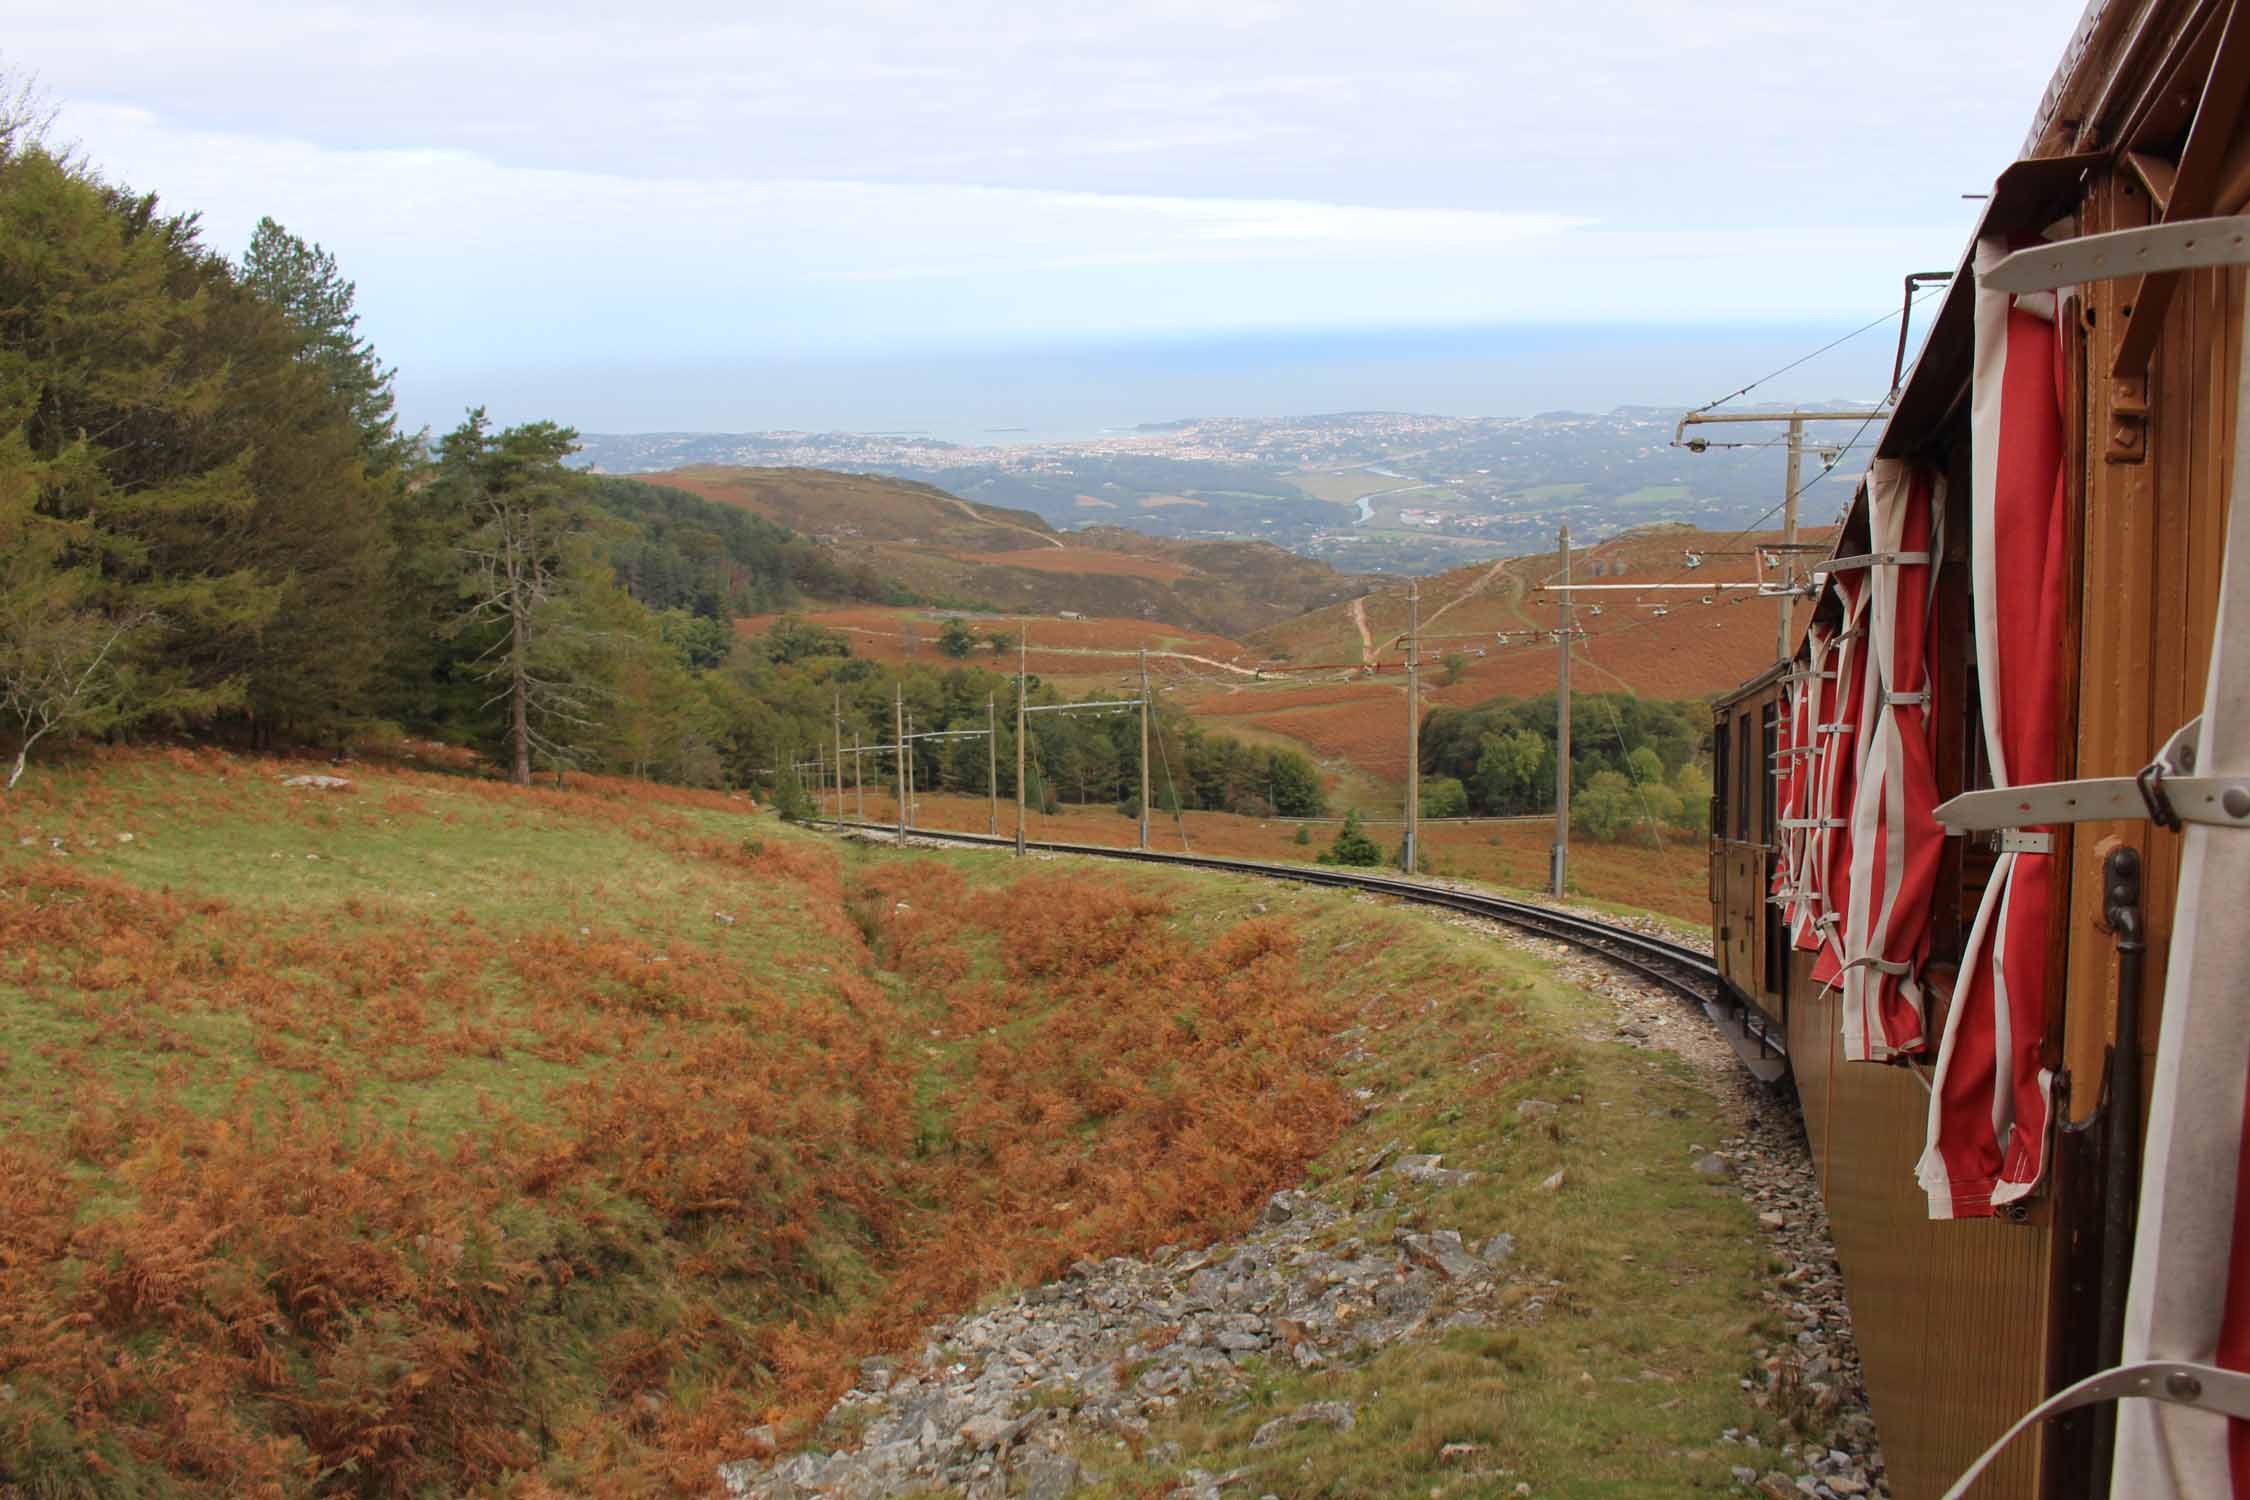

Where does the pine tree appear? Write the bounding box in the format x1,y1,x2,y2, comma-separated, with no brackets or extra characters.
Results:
441,413,590,785
239,217,403,465
0,143,282,748
1319,809,1383,867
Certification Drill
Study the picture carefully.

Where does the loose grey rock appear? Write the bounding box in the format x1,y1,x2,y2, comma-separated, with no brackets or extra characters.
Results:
1693,1152,1733,1181
1393,1153,1478,1187
1248,1400,1356,1448
1017,1448,1081,1500
1398,1229,1483,1281
281,774,352,790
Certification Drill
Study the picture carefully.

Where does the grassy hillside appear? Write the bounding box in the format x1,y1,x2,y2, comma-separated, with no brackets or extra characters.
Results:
0,750,1781,1496
646,467,1061,553
638,467,1374,637
1251,522,1833,703
862,789,1712,928
0,750,1345,1492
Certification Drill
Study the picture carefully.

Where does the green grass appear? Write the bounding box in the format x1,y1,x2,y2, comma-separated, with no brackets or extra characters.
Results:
0,748,1770,1495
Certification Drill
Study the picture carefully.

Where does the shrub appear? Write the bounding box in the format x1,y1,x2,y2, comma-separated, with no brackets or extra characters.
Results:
1318,809,1383,867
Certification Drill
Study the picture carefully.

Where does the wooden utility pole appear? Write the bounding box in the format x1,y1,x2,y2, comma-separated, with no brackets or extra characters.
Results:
1015,629,1028,856
893,686,906,838
986,695,998,835
833,692,845,820
1673,407,1884,662
1404,580,1422,873
1138,649,1152,851
1553,525,1572,899
904,713,916,829
853,732,863,820
1780,419,1804,660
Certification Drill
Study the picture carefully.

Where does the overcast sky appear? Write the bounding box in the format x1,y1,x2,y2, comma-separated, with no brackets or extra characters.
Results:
11,1,2090,433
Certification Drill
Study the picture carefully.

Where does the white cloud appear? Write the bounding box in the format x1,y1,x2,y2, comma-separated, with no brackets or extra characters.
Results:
7,0,2090,427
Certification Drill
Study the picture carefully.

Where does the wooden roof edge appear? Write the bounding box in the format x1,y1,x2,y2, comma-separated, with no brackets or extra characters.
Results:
1875,151,2107,464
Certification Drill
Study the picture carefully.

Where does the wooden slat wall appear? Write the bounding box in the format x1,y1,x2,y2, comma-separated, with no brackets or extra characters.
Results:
1787,952,2055,1500
2060,170,2242,1188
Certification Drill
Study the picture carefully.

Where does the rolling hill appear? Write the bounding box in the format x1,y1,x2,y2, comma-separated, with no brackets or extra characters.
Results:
636,466,1377,637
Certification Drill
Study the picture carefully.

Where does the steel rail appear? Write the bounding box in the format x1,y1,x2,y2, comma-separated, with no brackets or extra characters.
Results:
808,818,1727,1014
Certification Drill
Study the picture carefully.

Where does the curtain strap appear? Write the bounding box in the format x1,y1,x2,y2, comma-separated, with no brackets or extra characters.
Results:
1940,1362,2250,1500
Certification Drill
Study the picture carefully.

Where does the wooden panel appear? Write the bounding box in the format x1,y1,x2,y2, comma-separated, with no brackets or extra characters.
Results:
2062,167,2162,1111
1786,952,2055,1500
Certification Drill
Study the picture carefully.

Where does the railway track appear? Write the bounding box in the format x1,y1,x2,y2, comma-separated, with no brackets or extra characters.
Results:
814,820,1788,1083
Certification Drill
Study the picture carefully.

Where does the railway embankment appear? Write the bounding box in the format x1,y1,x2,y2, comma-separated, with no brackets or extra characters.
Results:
725,842,1890,1500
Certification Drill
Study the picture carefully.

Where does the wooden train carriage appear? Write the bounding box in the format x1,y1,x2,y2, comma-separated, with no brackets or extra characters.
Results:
1707,2,2247,1495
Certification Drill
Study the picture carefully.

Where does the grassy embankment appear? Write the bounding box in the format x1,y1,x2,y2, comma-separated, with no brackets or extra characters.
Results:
842,789,1712,929
1,748,1765,1497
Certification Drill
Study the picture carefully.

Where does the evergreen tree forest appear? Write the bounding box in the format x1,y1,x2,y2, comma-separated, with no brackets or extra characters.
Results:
0,114,960,793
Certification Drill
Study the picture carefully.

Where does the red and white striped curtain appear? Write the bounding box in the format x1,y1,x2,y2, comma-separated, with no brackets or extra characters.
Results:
1916,240,2069,1220
1809,571,1874,987
1773,662,1806,921
1839,461,1946,1061
1800,620,1836,949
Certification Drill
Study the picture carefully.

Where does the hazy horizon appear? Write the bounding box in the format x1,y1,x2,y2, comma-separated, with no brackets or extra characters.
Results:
400,318,1915,443
22,0,2083,439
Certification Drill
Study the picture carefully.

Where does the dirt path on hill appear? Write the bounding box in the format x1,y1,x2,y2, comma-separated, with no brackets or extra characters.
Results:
1415,554,1516,640
947,496,1064,548
1348,596,1374,664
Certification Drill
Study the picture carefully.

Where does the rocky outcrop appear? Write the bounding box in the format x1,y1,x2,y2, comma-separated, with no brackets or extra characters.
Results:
719,1187,1519,1499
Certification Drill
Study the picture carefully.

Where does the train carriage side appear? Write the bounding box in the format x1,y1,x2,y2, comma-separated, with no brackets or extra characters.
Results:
1701,2,2249,1487
1709,661,1790,1033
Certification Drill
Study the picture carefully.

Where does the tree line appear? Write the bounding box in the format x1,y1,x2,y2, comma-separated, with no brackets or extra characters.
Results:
1418,693,1711,843
0,119,908,789
744,617,1325,822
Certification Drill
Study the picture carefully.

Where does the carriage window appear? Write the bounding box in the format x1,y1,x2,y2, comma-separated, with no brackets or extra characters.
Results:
1760,703,1778,846
1734,713,1752,840
1713,717,1730,836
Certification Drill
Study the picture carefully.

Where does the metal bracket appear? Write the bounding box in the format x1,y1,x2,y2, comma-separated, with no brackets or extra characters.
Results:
1939,1361,2250,1500
1985,219,2250,464
1936,717,2250,832
1981,217,2250,295
2108,373,2149,466
1812,551,1933,576
1996,830,2054,854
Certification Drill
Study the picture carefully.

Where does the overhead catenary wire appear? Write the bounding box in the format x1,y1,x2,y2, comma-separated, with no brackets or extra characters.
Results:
1687,283,1948,416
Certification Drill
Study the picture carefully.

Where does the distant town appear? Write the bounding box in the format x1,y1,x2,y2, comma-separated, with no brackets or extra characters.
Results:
573,403,1877,572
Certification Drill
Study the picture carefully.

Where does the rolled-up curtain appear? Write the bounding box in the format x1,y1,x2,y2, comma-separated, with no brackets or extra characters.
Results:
1810,570,1874,988
1839,460,1945,1061
1793,621,1839,952
1916,240,2068,1220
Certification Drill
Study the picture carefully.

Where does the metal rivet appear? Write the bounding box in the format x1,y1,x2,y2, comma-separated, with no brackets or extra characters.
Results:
2165,1371,2204,1401
2224,787,2250,820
